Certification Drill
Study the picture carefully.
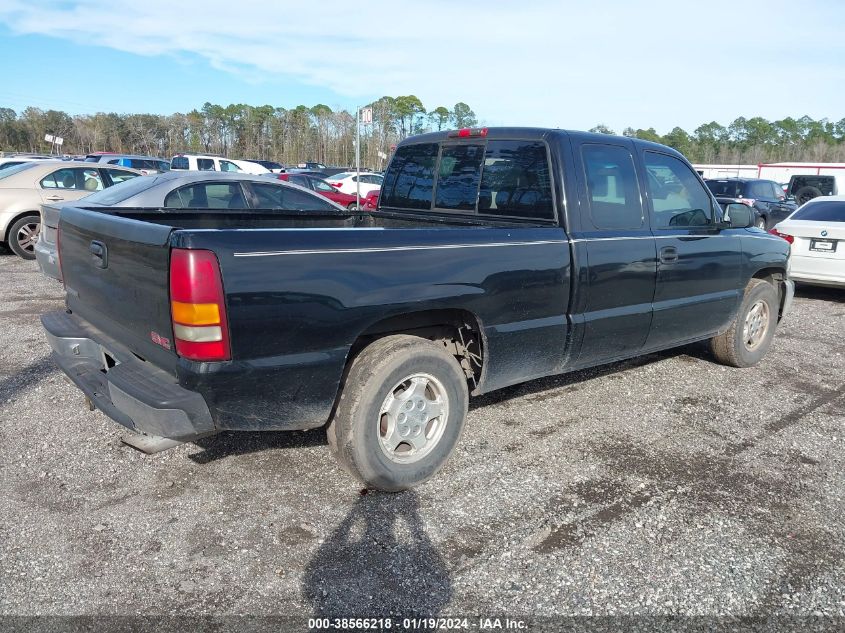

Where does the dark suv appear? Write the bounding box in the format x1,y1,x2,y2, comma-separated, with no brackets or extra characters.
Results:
705,178,796,230
786,174,841,205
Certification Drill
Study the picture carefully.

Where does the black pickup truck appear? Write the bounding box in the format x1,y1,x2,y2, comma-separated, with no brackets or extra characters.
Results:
42,128,794,491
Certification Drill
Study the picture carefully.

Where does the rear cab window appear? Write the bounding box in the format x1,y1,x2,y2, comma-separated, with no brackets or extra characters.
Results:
171,156,189,170
380,138,555,221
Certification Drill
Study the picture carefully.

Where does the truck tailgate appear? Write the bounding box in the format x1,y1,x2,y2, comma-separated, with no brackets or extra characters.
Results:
59,206,178,372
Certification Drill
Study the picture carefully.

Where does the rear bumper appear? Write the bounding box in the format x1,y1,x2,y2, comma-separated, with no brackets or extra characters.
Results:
34,235,61,281
41,310,215,439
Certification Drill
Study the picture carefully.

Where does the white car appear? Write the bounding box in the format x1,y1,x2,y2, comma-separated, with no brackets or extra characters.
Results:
170,154,269,175
325,171,383,196
771,195,845,288
0,155,55,171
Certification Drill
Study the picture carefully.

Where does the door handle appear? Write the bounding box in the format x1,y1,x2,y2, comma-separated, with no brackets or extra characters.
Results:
659,246,679,264
46,195,64,201
89,240,108,269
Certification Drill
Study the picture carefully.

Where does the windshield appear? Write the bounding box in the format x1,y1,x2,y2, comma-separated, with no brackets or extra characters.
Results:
791,200,845,222
0,162,40,181
705,180,743,197
82,174,163,205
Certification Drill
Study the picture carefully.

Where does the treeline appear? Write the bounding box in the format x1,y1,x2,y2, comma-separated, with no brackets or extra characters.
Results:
590,116,845,163
0,96,477,168
3,101,843,166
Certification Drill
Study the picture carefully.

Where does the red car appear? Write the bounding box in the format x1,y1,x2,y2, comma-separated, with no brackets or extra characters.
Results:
362,189,379,210
275,173,360,209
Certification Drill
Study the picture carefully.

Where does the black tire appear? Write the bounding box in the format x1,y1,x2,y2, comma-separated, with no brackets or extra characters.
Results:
754,215,767,230
8,214,40,260
710,279,779,368
795,186,822,206
327,335,469,491
346,203,358,211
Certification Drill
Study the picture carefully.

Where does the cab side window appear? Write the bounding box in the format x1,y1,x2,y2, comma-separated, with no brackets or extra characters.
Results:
644,152,714,228
197,158,216,171
582,144,642,230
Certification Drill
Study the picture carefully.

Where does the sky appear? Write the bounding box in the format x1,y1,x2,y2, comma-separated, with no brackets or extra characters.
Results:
0,0,843,134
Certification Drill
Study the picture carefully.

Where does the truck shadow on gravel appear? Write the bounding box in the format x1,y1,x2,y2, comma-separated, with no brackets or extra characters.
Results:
469,345,710,410
187,428,327,464
302,490,451,618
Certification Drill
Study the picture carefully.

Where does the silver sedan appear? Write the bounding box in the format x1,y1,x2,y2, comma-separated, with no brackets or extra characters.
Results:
35,171,346,280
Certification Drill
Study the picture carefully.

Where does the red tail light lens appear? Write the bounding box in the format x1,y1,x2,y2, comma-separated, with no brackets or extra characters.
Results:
768,228,794,244
739,198,755,207
169,249,231,361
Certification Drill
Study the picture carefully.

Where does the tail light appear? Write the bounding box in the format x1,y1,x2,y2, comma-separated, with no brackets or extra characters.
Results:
330,182,341,188
169,249,231,361
738,198,755,207
768,228,794,244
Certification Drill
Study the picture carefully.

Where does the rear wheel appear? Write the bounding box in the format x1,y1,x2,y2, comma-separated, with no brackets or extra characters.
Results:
346,203,358,211
754,216,767,230
710,278,778,368
8,214,40,260
327,335,469,491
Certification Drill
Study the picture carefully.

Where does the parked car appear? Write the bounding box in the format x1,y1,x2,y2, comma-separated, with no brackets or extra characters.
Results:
35,171,344,280
325,171,384,196
0,155,55,170
0,161,141,259
169,154,269,175
361,189,379,210
704,178,797,230
785,174,843,206
41,127,793,491
274,172,361,209
244,159,284,173
770,196,845,288
84,153,170,175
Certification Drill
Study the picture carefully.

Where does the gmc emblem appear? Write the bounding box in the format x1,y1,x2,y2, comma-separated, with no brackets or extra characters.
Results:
150,331,172,350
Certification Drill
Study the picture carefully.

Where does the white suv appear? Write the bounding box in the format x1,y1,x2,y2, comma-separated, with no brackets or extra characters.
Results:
170,154,269,175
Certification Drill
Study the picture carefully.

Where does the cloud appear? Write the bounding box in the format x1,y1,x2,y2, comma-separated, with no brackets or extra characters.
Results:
1,0,844,131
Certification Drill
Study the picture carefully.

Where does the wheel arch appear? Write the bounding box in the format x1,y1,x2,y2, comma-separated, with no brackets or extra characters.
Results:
751,266,789,320
353,308,485,388
3,209,41,244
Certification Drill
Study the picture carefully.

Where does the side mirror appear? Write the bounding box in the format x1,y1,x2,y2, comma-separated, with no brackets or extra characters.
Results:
723,203,753,229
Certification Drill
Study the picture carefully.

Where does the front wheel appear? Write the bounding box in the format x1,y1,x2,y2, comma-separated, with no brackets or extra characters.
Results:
8,214,40,260
709,278,778,368
327,335,469,491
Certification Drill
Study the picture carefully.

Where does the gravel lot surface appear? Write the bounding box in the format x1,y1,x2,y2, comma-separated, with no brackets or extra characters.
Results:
1,250,843,627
